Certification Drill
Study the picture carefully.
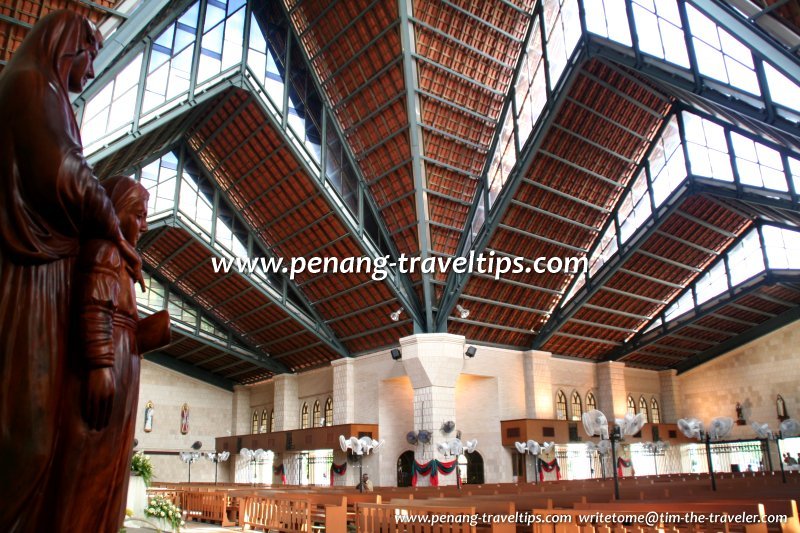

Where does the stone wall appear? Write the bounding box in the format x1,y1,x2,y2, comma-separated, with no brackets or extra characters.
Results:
135,360,234,483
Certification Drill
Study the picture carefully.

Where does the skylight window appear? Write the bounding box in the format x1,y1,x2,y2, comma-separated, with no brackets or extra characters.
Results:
649,116,686,207
82,53,142,151
588,224,618,277
584,0,631,45
514,15,546,144
618,169,652,245
197,0,246,86
727,229,764,286
763,226,800,270
683,112,733,182
178,169,214,237
142,2,200,116
695,260,727,305
663,289,693,321
686,5,760,95
763,62,800,113
247,13,286,111
730,132,787,191
140,152,178,219
544,0,581,84
631,0,689,68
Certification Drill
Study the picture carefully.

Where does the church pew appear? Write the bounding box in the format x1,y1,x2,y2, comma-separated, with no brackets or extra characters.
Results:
182,490,236,527
356,501,477,532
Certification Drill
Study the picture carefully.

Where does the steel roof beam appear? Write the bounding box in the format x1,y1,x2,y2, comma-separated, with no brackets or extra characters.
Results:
552,332,622,346
653,230,720,256
539,149,626,188
398,0,435,331
522,179,611,213
440,0,524,43
318,21,401,86
449,317,534,335
145,352,235,390
307,0,384,62
145,213,346,360
510,200,600,233
275,3,426,328
587,34,800,144
458,294,552,315
684,0,800,86
410,17,516,70
497,223,588,254
433,32,585,329
676,304,800,373
617,268,686,289
415,89,498,123
531,163,691,350
139,269,289,374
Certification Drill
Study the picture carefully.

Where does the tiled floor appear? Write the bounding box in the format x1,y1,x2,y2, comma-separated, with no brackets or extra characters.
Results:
123,520,239,531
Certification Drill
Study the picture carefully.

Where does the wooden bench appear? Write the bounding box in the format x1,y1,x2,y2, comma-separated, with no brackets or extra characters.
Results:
182,490,236,527
357,502,477,532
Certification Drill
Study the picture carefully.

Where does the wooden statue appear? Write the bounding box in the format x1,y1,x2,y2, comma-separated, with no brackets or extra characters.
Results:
49,176,170,532
0,10,144,531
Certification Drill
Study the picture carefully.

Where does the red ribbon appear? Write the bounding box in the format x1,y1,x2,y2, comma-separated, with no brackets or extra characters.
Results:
330,462,346,486
539,458,561,481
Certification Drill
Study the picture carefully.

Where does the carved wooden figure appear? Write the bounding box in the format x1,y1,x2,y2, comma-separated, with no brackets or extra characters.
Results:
0,11,142,532
49,176,170,532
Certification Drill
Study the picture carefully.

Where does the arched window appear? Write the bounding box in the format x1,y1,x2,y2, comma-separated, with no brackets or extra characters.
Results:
639,396,648,421
269,409,275,432
627,396,636,416
313,400,321,427
556,390,568,420
324,397,333,426
571,391,583,421
651,398,660,423
251,411,258,434
586,392,597,411
301,403,309,429
260,409,268,433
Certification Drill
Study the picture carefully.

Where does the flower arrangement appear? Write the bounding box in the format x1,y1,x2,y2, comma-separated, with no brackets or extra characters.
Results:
144,495,184,532
130,451,154,486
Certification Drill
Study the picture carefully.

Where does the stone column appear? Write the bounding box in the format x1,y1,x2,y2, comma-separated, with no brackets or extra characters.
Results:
659,369,681,423
231,385,252,436
523,350,555,418
273,374,299,431
596,361,627,419
331,358,355,425
400,333,465,486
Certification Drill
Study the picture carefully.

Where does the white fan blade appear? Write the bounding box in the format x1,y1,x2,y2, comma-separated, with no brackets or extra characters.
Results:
515,441,527,454
465,439,478,453
339,435,348,452
780,418,800,438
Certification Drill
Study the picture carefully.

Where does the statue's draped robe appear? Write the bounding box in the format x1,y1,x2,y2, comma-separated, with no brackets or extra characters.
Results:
0,11,120,532
51,239,141,532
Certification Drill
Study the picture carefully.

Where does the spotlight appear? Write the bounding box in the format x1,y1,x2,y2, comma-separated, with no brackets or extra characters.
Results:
456,304,469,319
465,346,477,358
391,348,402,360
390,308,403,322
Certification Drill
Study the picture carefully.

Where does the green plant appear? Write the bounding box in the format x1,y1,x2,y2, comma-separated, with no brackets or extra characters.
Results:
130,452,154,487
144,495,184,532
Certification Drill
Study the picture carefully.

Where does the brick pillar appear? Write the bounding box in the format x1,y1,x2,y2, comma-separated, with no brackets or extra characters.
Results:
400,333,464,486
273,374,299,431
331,358,355,425
596,361,627,419
523,350,555,418
659,369,681,423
